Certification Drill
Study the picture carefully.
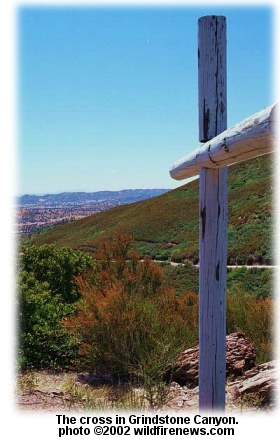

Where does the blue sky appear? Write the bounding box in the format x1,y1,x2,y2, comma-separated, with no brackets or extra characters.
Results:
17,4,274,195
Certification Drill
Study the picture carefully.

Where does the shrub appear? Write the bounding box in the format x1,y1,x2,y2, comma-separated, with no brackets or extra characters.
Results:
17,271,79,370
66,233,198,406
17,244,92,370
226,289,274,364
69,280,197,375
18,244,92,303
68,280,198,408
227,267,273,299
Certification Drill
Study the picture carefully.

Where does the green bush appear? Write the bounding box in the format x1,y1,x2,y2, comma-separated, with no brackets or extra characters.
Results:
162,263,199,296
227,267,273,299
19,244,92,303
17,271,79,370
17,244,92,370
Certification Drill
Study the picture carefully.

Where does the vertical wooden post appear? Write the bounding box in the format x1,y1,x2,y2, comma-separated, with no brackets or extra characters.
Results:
198,16,228,411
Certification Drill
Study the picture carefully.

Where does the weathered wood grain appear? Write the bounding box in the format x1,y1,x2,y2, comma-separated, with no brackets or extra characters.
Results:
199,167,228,410
170,102,277,181
198,15,228,411
198,15,227,142
169,14,277,411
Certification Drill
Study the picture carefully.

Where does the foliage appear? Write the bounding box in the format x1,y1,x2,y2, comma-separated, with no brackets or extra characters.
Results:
66,234,198,407
162,262,199,296
161,264,274,363
18,244,92,303
17,245,92,370
226,289,274,364
17,271,79,370
227,267,274,299
17,370,39,393
18,222,275,384
162,265,274,299
87,232,164,298
30,154,274,266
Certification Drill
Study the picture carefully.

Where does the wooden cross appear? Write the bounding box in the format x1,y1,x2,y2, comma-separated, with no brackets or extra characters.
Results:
170,15,277,411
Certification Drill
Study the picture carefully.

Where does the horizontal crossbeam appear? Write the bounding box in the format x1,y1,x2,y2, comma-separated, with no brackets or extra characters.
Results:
170,103,277,180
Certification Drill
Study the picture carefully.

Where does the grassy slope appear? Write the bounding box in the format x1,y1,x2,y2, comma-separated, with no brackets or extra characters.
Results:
161,263,273,299
31,154,275,265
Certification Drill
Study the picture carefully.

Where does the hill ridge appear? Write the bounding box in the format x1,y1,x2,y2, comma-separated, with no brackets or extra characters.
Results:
17,189,170,206
30,155,274,266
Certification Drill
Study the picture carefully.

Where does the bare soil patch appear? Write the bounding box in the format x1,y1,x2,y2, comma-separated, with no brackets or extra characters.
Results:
15,370,271,414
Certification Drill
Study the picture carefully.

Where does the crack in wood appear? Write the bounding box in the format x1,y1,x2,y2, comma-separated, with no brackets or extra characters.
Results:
214,16,219,136
200,206,206,239
223,144,229,152
208,154,218,165
215,261,220,281
203,100,210,141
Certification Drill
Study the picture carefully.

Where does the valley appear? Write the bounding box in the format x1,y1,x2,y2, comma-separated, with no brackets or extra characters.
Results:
16,188,169,236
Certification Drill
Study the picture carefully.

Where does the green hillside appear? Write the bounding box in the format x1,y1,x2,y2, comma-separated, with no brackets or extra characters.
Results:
30,154,275,265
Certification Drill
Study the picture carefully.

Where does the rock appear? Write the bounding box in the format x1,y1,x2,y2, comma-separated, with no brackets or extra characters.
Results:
226,332,256,376
164,333,277,408
233,360,278,406
166,346,199,386
165,332,256,386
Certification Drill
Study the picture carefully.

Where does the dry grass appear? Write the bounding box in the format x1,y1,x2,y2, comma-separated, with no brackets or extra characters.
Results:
15,370,268,414
16,370,147,412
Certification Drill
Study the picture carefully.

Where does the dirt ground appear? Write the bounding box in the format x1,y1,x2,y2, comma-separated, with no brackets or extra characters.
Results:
15,370,268,414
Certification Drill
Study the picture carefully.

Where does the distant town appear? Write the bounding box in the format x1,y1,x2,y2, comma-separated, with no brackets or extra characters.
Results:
16,189,170,236
16,202,115,236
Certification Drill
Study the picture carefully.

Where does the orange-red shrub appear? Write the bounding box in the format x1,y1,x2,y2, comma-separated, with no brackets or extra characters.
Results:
66,233,198,379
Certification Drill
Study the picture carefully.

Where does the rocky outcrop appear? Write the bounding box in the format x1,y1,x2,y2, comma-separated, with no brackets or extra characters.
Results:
165,332,256,386
164,332,277,408
226,332,256,376
231,360,278,406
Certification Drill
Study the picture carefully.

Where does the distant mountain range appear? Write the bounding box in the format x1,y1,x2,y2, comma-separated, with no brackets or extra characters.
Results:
17,189,170,206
